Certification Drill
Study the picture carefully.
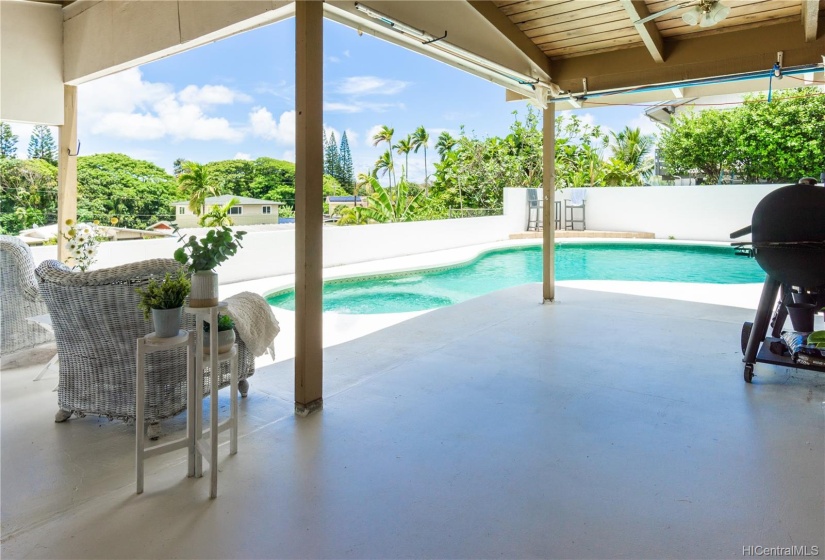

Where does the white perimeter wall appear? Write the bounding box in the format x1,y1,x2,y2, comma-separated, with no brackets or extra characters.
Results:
506,184,788,241
30,215,515,284
29,184,788,283
0,1,63,125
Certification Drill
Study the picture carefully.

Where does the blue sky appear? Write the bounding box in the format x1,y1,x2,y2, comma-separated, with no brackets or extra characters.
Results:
9,18,657,184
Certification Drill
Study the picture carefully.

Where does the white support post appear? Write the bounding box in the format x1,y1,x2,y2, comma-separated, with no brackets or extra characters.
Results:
57,85,78,264
294,0,324,416
542,107,556,302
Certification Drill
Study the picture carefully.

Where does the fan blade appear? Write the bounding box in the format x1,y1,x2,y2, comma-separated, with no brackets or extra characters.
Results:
634,2,692,25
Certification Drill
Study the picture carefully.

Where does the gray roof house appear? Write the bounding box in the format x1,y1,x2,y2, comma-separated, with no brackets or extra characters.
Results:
171,195,281,228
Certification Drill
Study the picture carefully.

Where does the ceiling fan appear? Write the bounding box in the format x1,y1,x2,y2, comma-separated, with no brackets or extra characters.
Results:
635,0,731,28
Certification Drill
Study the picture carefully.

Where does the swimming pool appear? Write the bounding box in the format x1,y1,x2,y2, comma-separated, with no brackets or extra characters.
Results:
265,243,765,314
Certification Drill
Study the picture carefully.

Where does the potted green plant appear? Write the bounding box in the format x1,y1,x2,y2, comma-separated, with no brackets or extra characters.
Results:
203,314,236,355
173,224,246,308
135,270,191,338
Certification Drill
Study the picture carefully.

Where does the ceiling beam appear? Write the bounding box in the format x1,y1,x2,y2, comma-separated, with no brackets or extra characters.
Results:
551,20,825,95
619,0,666,63
466,0,552,79
801,0,819,42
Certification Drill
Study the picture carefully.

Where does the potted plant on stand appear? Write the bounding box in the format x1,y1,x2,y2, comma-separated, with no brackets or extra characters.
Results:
173,224,246,307
203,314,236,355
135,270,191,338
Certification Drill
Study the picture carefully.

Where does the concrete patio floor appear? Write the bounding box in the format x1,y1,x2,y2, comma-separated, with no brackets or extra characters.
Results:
2,284,824,559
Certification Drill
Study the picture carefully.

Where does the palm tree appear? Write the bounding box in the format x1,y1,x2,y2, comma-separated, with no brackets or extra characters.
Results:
411,126,430,194
373,151,394,188
336,176,423,225
394,135,413,183
371,125,395,188
177,162,221,216
436,131,456,161
198,196,238,227
611,126,655,180
356,171,374,195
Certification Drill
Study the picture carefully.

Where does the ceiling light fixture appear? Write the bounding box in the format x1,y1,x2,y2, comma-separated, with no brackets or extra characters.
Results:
353,2,559,104
682,0,730,28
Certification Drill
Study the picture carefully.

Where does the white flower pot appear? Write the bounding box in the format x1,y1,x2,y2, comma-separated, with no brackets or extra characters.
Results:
204,328,235,355
190,270,218,308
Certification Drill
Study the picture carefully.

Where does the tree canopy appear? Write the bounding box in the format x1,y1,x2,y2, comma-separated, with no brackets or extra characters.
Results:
659,87,825,183
27,125,57,166
76,153,179,229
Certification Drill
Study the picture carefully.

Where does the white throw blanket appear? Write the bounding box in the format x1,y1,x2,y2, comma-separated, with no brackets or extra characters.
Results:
224,292,280,359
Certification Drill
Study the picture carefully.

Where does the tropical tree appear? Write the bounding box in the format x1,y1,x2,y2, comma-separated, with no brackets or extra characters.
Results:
0,122,18,158
178,161,221,216
411,125,430,193
199,196,239,227
336,176,423,225
373,150,395,187
611,127,654,170
75,153,177,230
324,131,340,178
436,131,456,160
172,158,187,177
0,157,57,233
339,131,355,192
371,125,395,187
27,125,57,166
394,135,413,183
659,88,825,183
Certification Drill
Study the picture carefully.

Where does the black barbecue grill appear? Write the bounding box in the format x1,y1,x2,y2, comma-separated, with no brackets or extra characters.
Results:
730,180,825,382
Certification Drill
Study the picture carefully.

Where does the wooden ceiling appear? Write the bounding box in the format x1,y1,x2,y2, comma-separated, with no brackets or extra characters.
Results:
493,0,824,60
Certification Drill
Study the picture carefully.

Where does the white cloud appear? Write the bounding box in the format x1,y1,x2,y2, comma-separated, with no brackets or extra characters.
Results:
343,50,351,58
343,128,359,146
281,150,295,162
249,107,295,145
335,76,409,96
324,125,342,143
254,81,294,103
92,112,167,140
178,84,251,106
324,102,362,114
234,152,252,160
328,56,341,64
628,113,662,137
77,67,246,143
365,124,385,147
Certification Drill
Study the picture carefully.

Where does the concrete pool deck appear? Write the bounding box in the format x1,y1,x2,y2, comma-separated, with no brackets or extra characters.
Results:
218,238,767,367
3,280,823,559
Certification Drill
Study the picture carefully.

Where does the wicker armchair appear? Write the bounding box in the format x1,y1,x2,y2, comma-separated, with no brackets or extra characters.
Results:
35,259,255,429
1,235,54,355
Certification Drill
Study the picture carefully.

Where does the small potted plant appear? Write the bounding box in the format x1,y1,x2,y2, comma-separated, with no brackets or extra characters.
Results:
203,314,236,354
135,270,191,338
173,224,246,308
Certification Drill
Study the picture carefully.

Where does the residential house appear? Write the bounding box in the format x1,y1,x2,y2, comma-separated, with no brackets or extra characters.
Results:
171,195,281,228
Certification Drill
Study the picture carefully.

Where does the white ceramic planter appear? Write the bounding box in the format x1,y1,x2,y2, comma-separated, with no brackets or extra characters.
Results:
190,270,218,308
204,328,235,355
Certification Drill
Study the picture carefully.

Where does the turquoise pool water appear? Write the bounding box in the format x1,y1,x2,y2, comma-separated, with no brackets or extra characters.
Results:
266,243,765,314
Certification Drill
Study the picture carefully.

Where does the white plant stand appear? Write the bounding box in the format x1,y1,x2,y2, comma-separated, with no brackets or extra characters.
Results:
135,302,238,498
135,329,192,495
187,302,239,499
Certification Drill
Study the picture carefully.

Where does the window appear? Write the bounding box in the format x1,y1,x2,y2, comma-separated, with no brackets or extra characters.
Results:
228,206,242,215
178,207,185,215
262,206,271,214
